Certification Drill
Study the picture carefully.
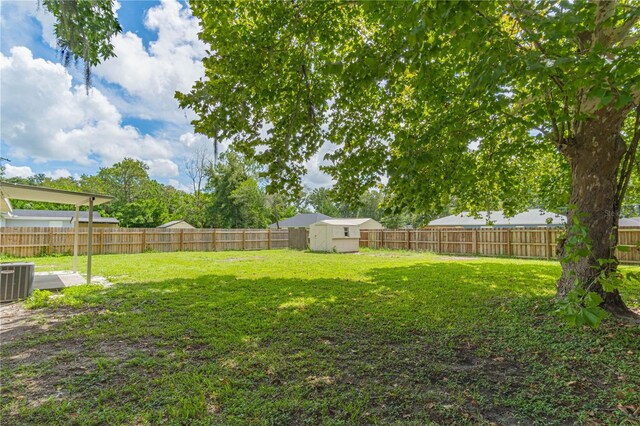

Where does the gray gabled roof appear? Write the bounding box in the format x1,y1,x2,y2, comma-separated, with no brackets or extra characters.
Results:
429,209,566,227
269,213,333,228
620,217,640,227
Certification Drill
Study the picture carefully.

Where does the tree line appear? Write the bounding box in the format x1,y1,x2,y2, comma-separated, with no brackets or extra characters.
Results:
4,150,640,229
1,154,442,229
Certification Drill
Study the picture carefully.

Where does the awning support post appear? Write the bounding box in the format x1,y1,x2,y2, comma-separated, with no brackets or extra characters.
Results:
86,197,94,284
73,205,79,273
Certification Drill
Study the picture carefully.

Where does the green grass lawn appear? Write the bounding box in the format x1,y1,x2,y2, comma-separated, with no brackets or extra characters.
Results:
1,250,639,425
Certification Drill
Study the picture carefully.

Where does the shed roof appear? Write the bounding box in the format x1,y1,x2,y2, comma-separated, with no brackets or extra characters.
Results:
0,181,113,209
158,220,193,228
269,213,332,228
428,209,566,227
314,218,375,226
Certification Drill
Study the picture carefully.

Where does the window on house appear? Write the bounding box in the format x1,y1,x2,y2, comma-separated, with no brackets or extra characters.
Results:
343,227,349,237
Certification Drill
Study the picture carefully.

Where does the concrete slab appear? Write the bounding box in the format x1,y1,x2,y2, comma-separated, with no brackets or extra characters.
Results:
33,272,85,291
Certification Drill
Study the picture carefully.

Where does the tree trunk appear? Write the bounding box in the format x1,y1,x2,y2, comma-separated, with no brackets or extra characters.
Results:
557,115,635,317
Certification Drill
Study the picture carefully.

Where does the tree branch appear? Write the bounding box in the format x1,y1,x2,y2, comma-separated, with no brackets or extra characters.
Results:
615,106,640,209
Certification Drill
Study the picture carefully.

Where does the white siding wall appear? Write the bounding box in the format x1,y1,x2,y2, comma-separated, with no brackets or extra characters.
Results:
3,218,72,228
309,224,360,252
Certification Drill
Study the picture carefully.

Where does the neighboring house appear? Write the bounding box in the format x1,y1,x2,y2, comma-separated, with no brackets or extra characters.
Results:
158,220,195,229
269,213,333,229
0,209,119,228
427,209,566,228
619,217,640,227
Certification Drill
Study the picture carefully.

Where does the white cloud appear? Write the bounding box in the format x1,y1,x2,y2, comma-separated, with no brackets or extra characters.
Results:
302,142,337,189
3,164,34,178
168,178,192,193
44,168,72,179
33,6,57,49
0,1,335,192
0,46,174,169
180,132,207,148
94,0,206,123
146,158,179,178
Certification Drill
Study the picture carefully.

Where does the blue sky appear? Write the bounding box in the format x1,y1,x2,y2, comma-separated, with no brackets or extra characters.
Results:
0,0,332,191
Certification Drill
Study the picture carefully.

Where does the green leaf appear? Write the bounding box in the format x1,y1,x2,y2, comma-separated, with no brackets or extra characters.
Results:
583,291,603,308
328,61,344,74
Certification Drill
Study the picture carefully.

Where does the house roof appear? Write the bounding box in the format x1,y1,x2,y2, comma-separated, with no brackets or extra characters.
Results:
10,209,101,219
6,209,118,224
77,217,119,224
158,220,191,228
428,209,566,227
620,217,640,227
269,213,333,228
0,181,113,210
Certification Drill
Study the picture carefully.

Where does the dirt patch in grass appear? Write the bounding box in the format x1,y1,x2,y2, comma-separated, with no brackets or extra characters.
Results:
0,303,69,342
2,334,158,416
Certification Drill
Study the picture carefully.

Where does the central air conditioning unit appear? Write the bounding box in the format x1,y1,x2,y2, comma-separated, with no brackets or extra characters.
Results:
1,262,35,302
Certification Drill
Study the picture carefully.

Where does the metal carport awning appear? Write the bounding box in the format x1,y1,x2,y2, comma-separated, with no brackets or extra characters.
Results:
0,181,114,284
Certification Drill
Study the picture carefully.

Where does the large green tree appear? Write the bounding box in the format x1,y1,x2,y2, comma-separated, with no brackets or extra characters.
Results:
206,152,271,228
88,158,171,227
306,187,341,217
177,1,640,316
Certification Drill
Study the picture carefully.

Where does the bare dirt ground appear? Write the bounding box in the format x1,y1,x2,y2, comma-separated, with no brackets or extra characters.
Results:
0,302,77,344
0,276,112,342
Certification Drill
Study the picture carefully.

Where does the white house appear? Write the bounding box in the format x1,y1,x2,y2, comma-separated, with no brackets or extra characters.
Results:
0,209,119,228
309,218,383,252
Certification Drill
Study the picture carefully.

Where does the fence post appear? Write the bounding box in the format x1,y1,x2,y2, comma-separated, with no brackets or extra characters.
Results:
380,229,385,249
267,229,272,250
546,229,552,259
48,228,54,255
242,229,246,250
406,229,411,251
99,229,104,254
179,229,184,251
506,229,512,257
141,228,146,253
437,229,442,253
212,229,217,252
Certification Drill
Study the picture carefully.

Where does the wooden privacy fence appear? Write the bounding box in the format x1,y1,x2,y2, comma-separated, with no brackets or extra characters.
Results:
360,227,640,264
0,227,289,257
3,226,639,263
